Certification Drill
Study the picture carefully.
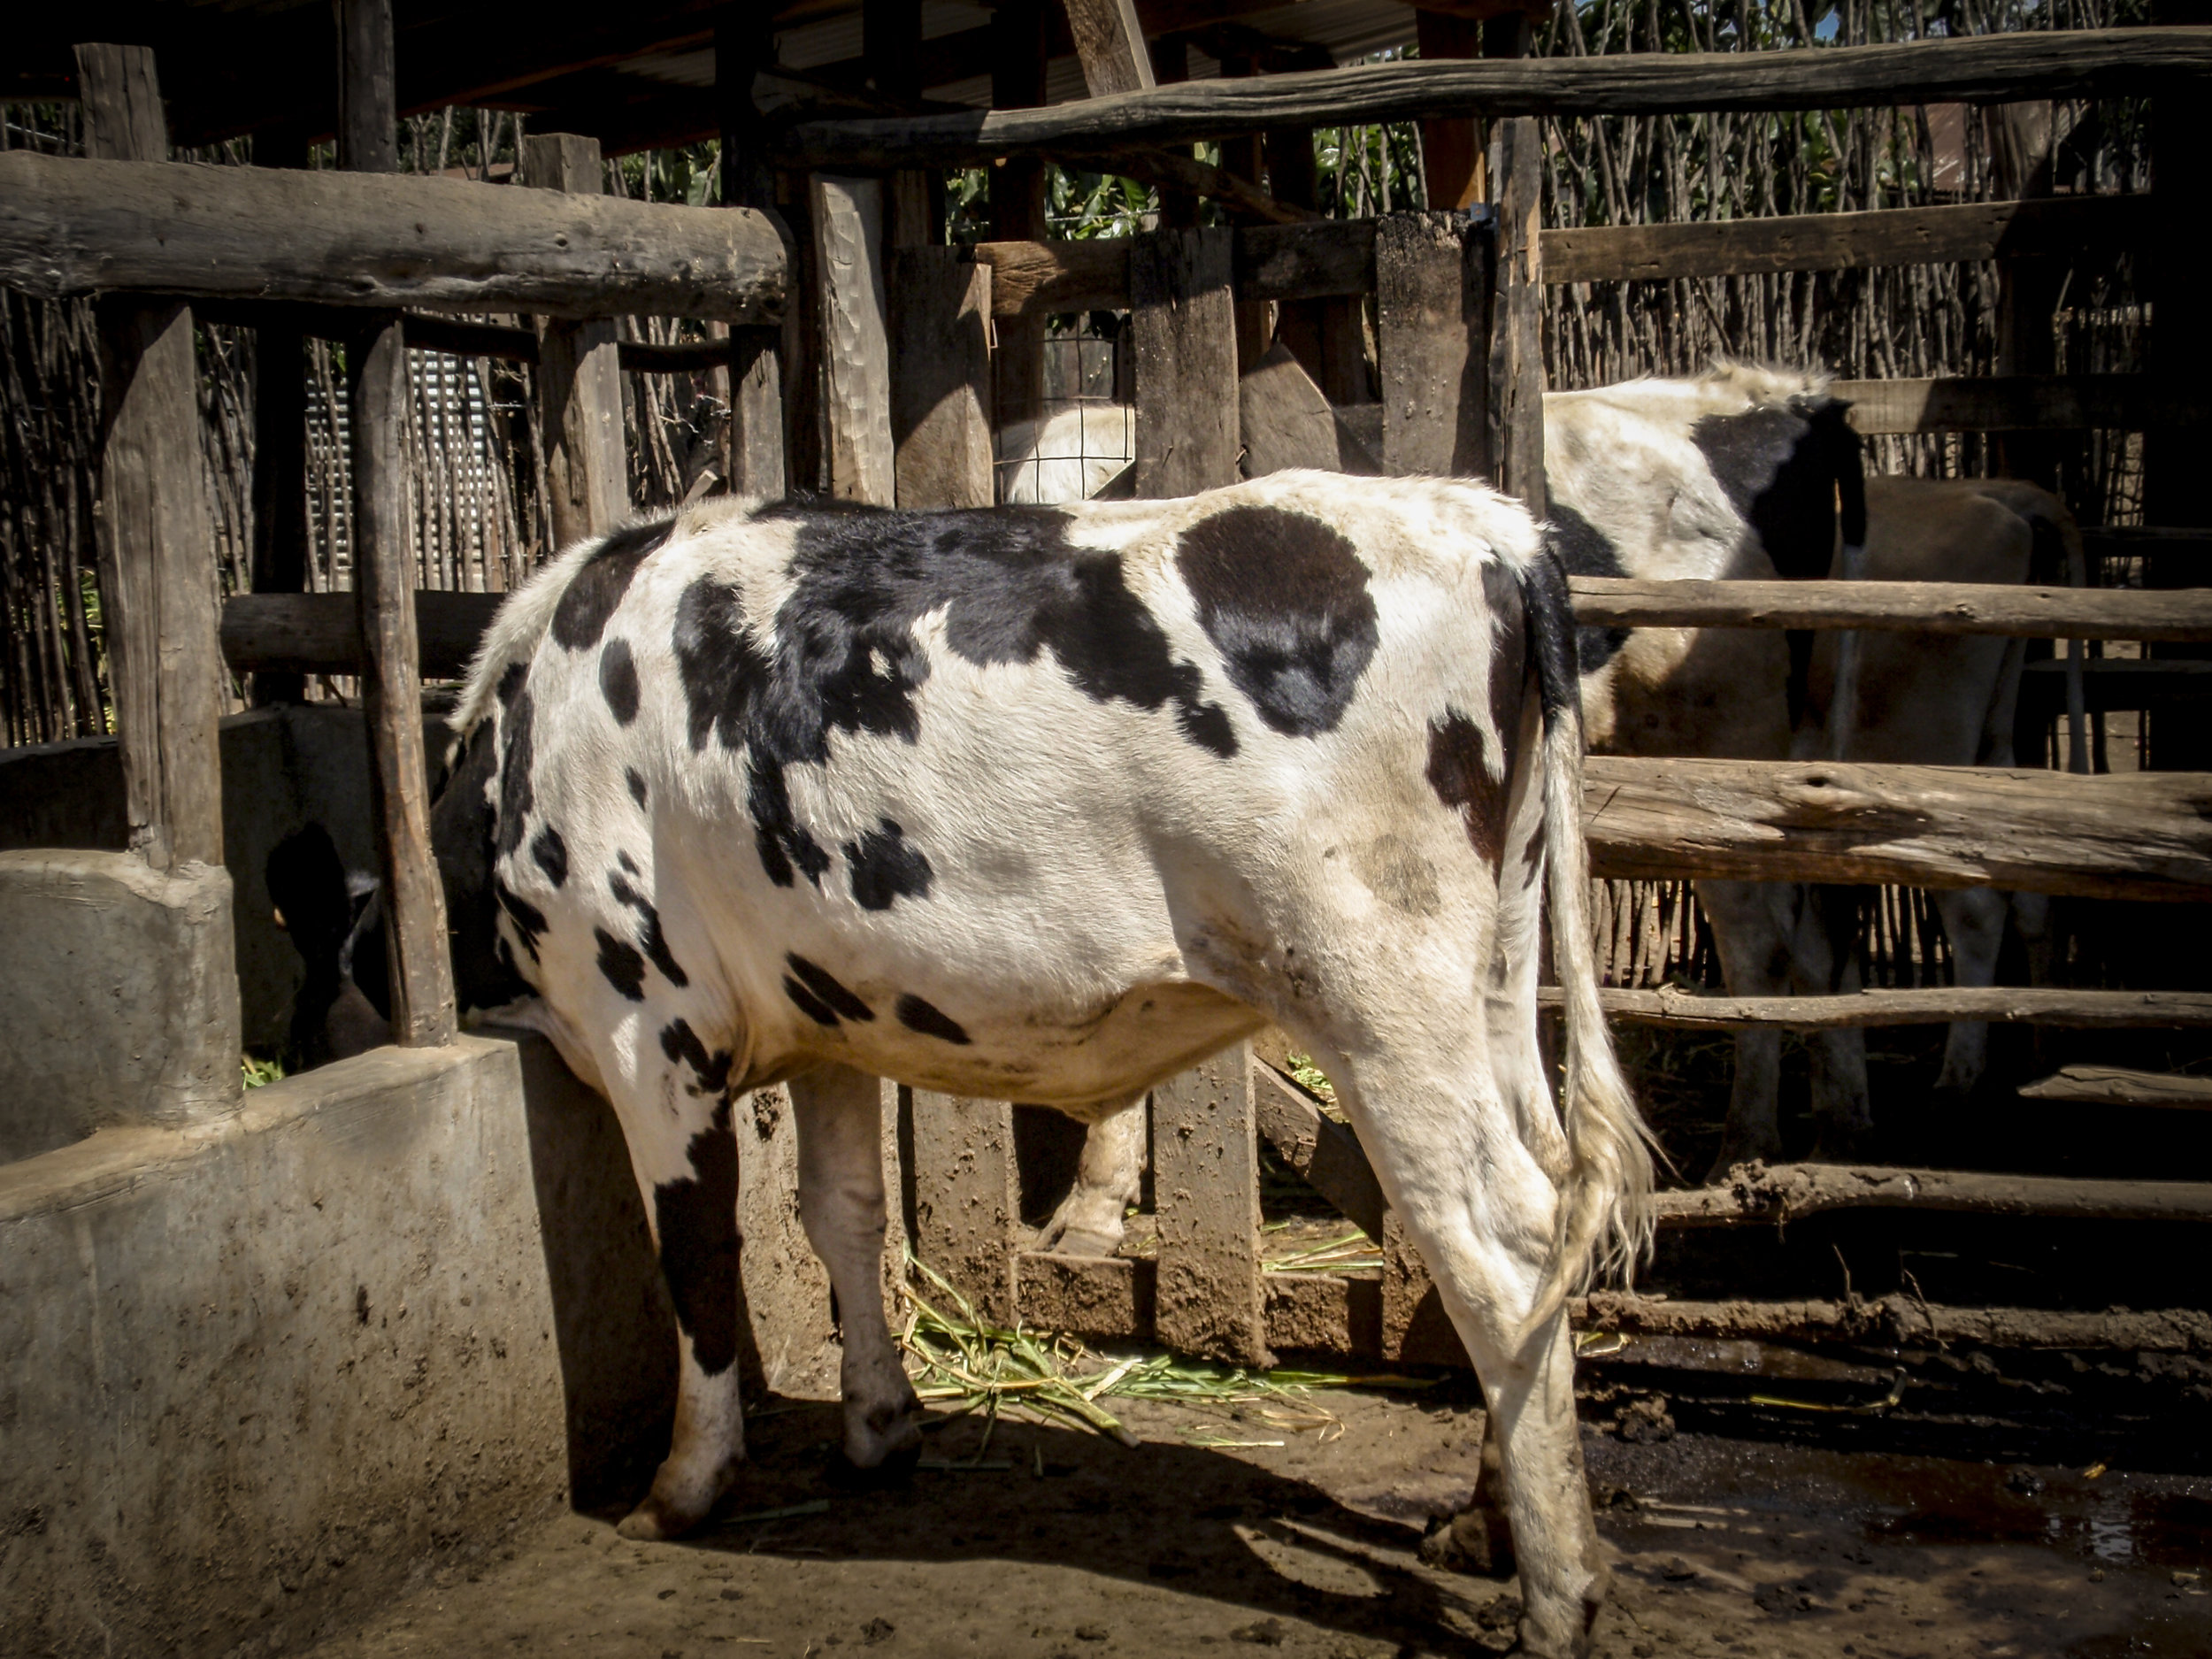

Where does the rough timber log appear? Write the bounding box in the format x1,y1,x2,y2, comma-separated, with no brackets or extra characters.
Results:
1834,374,2207,434
1541,985,2212,1031
1655,1164,2212,1225
778,29,2211,168
0,150,787,322
1582,756,2212,902
1574,1294,2212,1354
1568,576,2212,641
221,591,502,680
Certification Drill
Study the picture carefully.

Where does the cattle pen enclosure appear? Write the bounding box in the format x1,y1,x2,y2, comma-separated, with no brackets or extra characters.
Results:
4,5,2212,1657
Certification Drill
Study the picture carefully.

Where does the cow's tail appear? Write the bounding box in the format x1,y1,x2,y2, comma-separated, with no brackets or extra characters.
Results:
1516,549,1656,1348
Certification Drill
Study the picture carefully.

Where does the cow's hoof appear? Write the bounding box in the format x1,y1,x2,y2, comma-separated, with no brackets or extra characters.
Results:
1048,1225,1123,1257
616,1497,681,1542
618,1452,744,1540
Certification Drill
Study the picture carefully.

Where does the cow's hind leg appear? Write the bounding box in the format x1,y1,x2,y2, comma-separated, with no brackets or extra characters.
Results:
789,1064,924,1474
1032,1095,1146,1256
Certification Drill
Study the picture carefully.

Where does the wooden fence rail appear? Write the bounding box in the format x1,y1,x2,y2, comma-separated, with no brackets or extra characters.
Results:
1569,578,2212,640
1541,986,2212,1030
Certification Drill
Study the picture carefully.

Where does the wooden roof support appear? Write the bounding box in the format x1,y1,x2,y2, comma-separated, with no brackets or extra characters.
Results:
522,134,629,547
779,28,2212,168
76,43,226,880
340,0,456,1049
1065,0,1158,96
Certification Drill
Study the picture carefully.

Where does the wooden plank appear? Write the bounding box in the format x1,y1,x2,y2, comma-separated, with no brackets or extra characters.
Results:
810,173,896,507
2018,1065,2212,1109
1065,0,1156,96
1541,194,2156,285
910,1092,1021,1325
1015,1250,1152,1342
245,124,311,710
1567,575,2212,641
77,45,225,876
1574,1293,2212,1354
221,590,503,679
1487,115,1545,514
1237,219,1375,306
342,10,456,1050
1251,1062,1384,1241
972,220,1373,320
990,2,1051,431
0,150,787,322
1415,10,1486,213
1835,374,2208,434
1656,1164,2212,1226
780,28,2212,168
1582,755,2212,902
718,8,787,501
1130,227,1240,499
1374,213,1485,479
971,238,1130,319
523,134,627,549
1152,1046,1273,1366
1543,985,2212,1031
888,248,994,510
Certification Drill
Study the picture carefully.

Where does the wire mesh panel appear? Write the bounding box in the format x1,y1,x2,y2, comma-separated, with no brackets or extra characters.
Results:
995,317,1136,505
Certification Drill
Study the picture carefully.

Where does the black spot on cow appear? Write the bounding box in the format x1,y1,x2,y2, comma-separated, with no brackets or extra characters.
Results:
652,1096,741,1376
610,869,688,989
783,974,840,1026
1175,505,1379,738
1426,711,1508,870
786,953,872,1024
530,825,568,888
844,818,933,911
626,767,649,808
495,688,536,861
493,877,547,962
495,661,528,709
1519,549,1581,726
660,1018,733,1097
676,503,1240,885
895,994,972,1046
599,638,641,725
1484,560,1529,799
1543,502,1632,673
550,518,672,651
596,926,648,1001
618,849,640,875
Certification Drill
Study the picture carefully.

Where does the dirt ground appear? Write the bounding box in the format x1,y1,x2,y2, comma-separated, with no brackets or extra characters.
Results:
303,1362,2211,1659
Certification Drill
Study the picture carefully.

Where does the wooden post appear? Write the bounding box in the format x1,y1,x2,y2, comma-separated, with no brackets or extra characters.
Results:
1483,14,1546,513
522,134,627,546
1131,227,1240,498
1415,9,1486,211
339,0,456,1046
76,43,225,874
866,0,938,253
810,174,897,506
890,250,995,509
1064,0,1156,96
909,1092,1020,1325
1216,54,1275,376
1376,213,1487,479
716,9,787,500
991,0,1051,432
250,123,311,704
1152,1045,1272,1367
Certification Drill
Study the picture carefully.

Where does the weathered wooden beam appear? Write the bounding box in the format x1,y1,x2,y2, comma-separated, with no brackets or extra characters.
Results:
1153,1047,1273,1366
1582,755,2212,902
889,249,994,510
77,44,225,876
1540,984,2212,1031
1543,193,2155,285
1375,212,1486,480
1131,227,1240,498
718,7,788,501
910,1093,1021,1325
221,591,504,680
972,220,1374,319
1574,1293,2212,1354
523,134,628,549
1567,575,2212,641
246,126,311,710
342,7,456,1049
1251,1062,1384,1241
2017,1065,2212,1109
1657,1163,2212,1226
1015,1249,1152,1341
810,173,896,506
1487,107,1545,515
1834,374,2207,434
1065,0,1157,96
780,28,2212,168
0,150,787,322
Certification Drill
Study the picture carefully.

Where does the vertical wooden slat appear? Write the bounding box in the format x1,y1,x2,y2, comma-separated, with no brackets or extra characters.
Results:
1485,16,1547,515
1131,227,1239,499
1063,0,1156,96
1375,212,1486,480
339,1,456,1047
77,42,224,873
990,1,1050,433
810,174,896,507
909,1092,1020,1325
864,0,937,253
716,7,787,500
251,123,312,706
1153,1045,1272,1366
522,134,627,546
1414,9,1486,213
890,250,994,510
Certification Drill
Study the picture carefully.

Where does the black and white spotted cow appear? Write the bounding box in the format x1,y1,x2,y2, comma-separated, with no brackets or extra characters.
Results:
411,472,1649,1656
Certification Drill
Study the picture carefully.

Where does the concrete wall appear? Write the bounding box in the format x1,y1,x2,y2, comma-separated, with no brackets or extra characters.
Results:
0,851,242,1163
0,703,444,1055
0,1030,851,1659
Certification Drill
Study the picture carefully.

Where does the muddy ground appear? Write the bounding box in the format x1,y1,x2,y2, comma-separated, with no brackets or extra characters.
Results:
303,1356,2211,1659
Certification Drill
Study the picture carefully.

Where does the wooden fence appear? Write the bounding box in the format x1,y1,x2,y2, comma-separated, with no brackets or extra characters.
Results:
14,25,2212,1365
